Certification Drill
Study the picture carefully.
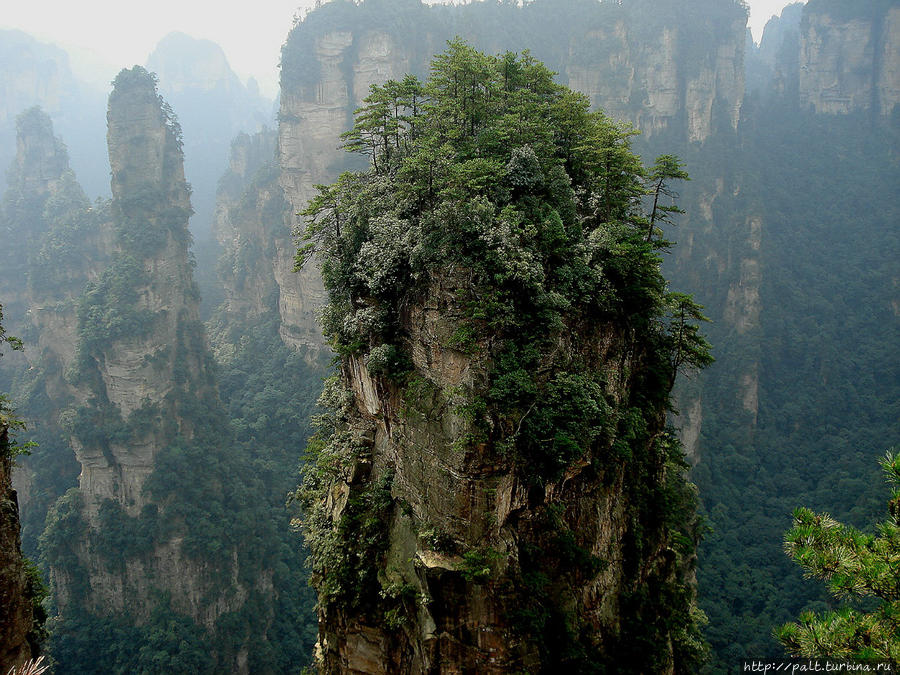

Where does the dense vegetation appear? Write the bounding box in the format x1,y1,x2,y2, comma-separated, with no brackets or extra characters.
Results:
664,108,900,671
0,304,28,461
777,451,900,661
296,41,711,671
0,305,48,660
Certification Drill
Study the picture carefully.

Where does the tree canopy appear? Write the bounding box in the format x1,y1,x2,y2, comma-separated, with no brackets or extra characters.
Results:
297,39,708,388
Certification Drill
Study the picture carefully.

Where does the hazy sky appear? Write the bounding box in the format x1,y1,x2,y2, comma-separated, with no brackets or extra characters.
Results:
2,0,802,98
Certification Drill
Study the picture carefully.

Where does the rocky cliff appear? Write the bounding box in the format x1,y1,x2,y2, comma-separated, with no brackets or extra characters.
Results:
759,1,900,115
0,107,73,324
0,108,107,538
210,130,295,340
294,45,707,673
36,68,276,673
0,448,35,673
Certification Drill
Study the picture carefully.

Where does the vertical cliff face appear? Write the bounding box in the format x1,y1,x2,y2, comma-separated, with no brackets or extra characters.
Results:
0,108,72,323
35,69,275,673
211,129,286,330
313,306,691,673
565,7,746,142
0,451,34,672
768,2,900,116
65,67,207,518
0,108,107,534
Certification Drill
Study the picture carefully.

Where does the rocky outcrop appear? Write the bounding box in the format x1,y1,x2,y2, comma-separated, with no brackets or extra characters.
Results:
0,450,34,673
0,109,107,531
762,2,900,116
62,66,208,516
0,107,73,318
293,45,707,671
38,68,266,671
310,272,699,672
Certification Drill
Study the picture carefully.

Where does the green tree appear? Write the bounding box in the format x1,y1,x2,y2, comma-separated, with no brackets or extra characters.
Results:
644,154,690,244
777,450,900,661
662,292,714,390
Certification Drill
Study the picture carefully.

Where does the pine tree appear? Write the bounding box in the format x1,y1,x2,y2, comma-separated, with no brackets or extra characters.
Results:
777,450,900,661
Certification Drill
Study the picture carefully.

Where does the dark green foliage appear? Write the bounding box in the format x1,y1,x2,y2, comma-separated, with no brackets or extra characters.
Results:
298,41,709,671
48,603,217,675
39,489,90,602
776,451,900,661
0,304,34,460
661,108,900,669
23,557,49,654
209,314,323,669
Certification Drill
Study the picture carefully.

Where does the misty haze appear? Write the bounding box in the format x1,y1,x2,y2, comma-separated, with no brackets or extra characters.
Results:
0,0,898,673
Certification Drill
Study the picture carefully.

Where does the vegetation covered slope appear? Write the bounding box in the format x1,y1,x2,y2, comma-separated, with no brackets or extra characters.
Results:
679,106,900,670
295,42,710,673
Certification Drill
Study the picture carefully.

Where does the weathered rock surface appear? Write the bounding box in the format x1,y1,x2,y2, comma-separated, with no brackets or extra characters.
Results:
759,3,900,115
0,449,33,673
36,69,264,672
311,265,691,672
0,108,107,528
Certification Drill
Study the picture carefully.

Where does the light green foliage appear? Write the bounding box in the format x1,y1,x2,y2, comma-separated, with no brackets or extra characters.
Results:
460,547,503,583
776,451,900,661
